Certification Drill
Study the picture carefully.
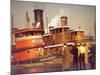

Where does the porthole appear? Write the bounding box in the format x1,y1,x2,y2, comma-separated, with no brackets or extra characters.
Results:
27,51,30,53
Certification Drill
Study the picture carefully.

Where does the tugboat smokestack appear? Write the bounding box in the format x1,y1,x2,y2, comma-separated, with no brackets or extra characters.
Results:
34,9,44,30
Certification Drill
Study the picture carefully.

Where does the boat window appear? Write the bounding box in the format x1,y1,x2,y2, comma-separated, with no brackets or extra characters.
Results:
31,32,34,35
81,31,83,34
18,34,22,37
28,32,30,36
29,32,32,36
75,32,77,35
54,30,56,34
34,33,36,35
64,28,67,32
25,32,28,36
36,32,38,35
37,32,40,35
27,51,30,53
15,34,18,38
51,31,53,34
55,29,57,33
59,28,62,32
56,29,59,33
24,33,27,36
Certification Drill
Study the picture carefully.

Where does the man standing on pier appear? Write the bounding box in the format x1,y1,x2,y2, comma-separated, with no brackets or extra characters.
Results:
62,43,73,71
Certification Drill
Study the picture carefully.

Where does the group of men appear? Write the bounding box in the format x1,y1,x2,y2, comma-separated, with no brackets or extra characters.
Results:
71,43,88,70
62,43,96,71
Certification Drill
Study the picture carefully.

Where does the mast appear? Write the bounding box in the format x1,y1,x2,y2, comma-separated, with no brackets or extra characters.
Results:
46,17,49,33
25,11,30,28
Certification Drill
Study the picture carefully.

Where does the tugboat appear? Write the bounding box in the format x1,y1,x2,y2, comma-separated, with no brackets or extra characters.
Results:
12,9,45,64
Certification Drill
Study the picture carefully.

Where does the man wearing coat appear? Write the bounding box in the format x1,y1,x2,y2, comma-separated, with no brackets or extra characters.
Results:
62,44,73,71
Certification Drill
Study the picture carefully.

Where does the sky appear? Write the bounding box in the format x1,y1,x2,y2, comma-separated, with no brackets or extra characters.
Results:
12,0,96,36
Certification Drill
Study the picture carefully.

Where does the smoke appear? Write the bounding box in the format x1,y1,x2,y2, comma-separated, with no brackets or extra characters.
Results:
47,9,68,28
48,15,60,28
